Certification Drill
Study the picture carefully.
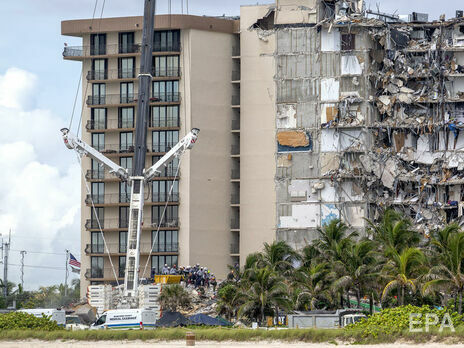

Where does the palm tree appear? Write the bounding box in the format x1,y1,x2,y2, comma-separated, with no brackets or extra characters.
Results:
367,209,419,252
216,283,241,321
381,247,426,306
293,262,332,310
159,284,191,312
332,239,378,308
423,227,464,313
237,266,291,323
314,219,357,262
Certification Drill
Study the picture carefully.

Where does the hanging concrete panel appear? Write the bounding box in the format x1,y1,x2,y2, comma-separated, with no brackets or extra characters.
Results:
321,28,341,52
321,129,365,152
297,102,319,128
277,104,297,128
321,78,339,102
321,204,340,226
320,53,341,77
279,204,320,228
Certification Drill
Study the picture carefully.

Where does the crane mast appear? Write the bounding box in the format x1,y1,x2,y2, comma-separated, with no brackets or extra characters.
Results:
61,0,200,307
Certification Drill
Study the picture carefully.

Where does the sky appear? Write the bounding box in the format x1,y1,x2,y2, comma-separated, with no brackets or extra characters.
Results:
0,0,462,291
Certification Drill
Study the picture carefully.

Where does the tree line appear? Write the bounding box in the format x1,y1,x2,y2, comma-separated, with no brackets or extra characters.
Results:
216,210,464,323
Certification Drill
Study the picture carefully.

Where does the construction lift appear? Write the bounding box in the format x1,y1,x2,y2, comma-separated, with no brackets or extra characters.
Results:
61,0,199,307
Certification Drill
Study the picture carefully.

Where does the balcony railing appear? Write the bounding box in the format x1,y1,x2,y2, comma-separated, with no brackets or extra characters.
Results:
231,194,240,204
152,192,179,203
150,92,180,103
85,242,179,254
86,94,136,106
231,120,240,131
151,218,179,228
86,119,135,131
231,145,240,155
153,42,181,52
231,219,240,229
232,46,240,56
86,70,108,80
150,142,177,153
86,169,132,180
85,193,132,205
230,243,240,254
91,143,135,154
63,44,141,58
152,67,181,78
232,70,241,81
231,95,240,106
231,169,240,180
149,116,180,128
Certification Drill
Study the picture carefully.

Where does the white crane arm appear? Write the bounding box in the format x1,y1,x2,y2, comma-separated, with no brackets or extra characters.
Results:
60,128,129,181
143,128,200,182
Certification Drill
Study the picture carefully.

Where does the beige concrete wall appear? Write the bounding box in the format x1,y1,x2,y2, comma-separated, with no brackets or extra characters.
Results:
239,5,277,265
178,29,234,279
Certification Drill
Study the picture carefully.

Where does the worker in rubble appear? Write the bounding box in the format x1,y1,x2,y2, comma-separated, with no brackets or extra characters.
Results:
162,264,169,275
210,274,217,292
170,264,178,275
227,269,235,281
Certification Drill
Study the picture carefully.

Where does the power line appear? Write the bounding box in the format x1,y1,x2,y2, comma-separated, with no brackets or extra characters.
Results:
8,263,66,271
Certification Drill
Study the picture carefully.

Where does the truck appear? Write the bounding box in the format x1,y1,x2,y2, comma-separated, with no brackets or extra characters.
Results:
17,308,66,327
287,309,366,329
90,308,156,330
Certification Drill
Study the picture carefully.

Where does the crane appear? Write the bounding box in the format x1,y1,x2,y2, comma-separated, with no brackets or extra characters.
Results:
61,0,200,306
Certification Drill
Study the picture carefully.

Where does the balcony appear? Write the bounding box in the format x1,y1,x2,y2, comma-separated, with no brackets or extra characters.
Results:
231,219,240,230
152,67,181,78
232,46,240,57
231,169,240,180
91,143,135,155
150,92,180,103
152,218,179,228
149,117,180,128
85,267,122,280
231,70,240,81
231,194,240,205
150,142,178,153
230,243,240,254
85,193,131,205
152,192,179,203
86,119,134,131
86,169,131,181
153,42,181,52
86,94,135,106
85,242,179,255
231,95,240,106
231,120,240,131
86,67,181,81
63,44,141,58
231,145,240,156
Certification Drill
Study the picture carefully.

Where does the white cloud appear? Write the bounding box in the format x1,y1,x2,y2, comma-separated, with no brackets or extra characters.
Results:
0,68,80,290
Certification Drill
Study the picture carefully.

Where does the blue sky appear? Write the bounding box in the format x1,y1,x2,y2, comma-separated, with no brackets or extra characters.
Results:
0,0,462,291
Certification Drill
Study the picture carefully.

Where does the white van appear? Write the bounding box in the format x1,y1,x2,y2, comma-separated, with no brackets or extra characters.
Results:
90,309,157,330
18,309,66,327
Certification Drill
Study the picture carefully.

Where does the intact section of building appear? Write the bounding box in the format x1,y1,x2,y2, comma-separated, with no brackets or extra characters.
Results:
62,15,239,295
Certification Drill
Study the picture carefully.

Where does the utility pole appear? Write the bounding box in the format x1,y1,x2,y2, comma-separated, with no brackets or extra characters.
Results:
20,251,26,290
64,249,69,297
3,230,10,298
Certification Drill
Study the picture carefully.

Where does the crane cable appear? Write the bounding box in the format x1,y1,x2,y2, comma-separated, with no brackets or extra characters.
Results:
68,0,101,133
76,154,123,296
139,155,182,284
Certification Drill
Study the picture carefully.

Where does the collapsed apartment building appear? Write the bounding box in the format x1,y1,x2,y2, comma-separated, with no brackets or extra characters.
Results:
240,0,464,252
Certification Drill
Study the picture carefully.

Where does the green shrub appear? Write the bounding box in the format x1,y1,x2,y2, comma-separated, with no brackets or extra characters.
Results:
0,312,63,331
346,305,464,338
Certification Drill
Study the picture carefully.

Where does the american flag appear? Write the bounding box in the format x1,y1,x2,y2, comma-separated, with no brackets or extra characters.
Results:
69,253,81,269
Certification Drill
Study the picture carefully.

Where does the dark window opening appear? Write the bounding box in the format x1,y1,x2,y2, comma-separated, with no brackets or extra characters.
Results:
341,34,355,51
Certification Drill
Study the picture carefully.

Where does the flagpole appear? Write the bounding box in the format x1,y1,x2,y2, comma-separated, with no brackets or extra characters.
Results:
64,249,69,297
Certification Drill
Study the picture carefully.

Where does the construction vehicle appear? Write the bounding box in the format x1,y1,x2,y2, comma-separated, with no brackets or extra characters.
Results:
61,0,200,310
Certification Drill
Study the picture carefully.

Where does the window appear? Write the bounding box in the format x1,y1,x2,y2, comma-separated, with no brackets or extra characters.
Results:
153,55,179,77
152,205,178,227
119,206,129,228
91,182,104,204
120,82,134,103
91,133,105,151
151,255,178,275
90,34,106,55
120,132,133,152
341,34,355,51
119,57,135,78
91,83,106,105
120,182,131,203
153,30,180,52
91,232,104,253
90,207,104,229
152,180,178,202
119,256,126,278
152,81,179,102
152,156,179,177
151,106,179,127
152,130,178,152
92,59,107,80
94,314,106,326
120,157,133,176
91,108,106,130
119,32,135,53
91,256,104,278
119,231,128,253
119,108,134,129
152,230,178,252
91,159,104,179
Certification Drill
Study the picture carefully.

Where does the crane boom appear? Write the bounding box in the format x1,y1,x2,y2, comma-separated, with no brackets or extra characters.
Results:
60,128,129,181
